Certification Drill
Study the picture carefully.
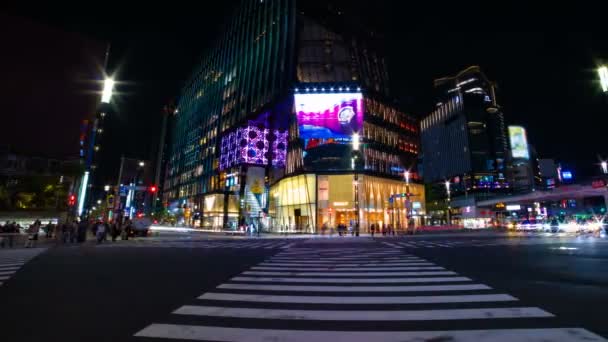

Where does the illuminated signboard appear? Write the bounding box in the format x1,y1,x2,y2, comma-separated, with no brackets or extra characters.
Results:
561,171,573,180
220,127,287,170
294,92,363,140
506,204,521,211
508,126,530,160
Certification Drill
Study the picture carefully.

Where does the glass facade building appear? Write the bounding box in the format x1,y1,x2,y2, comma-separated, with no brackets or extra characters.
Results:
165,0,422,232
421,66,510,198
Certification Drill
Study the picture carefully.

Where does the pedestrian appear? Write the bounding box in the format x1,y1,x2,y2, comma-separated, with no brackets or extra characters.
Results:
122,219,131,240
77,219,88,243
25,221,40,248
95,221,106,244
0,221,7,248
355,223,360,237
370,224,375,237
45,221,54,239
111,221,120,242
70,220,78,243
7,222,17,248
61,221,71,244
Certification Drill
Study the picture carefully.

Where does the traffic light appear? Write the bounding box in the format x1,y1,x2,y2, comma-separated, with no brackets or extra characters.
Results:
149,185,158,193
68,194,76,206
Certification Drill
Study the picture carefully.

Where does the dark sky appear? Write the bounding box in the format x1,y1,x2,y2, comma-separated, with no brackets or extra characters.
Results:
2,3,607,180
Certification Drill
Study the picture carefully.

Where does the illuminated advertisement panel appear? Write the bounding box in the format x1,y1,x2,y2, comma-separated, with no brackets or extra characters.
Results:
508,126,530,160
294,92,363,140
220,127,287,170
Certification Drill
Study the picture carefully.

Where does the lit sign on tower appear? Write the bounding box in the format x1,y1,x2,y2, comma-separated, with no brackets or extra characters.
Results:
508,126,530,160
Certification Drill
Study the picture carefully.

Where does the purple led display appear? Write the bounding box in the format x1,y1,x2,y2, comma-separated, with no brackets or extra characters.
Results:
220,127,287,170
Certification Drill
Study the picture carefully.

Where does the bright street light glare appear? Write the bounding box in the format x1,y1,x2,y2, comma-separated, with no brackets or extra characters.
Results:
602,161,608,174
139,161,145,167
101,77,115,103
599,66,608,92
352,132,360,151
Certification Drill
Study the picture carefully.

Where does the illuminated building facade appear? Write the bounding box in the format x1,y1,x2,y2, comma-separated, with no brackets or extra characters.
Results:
165,0,423,232
421,66,509,199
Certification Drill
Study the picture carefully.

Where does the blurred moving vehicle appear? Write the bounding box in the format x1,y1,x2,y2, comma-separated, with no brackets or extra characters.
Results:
131,217,152,237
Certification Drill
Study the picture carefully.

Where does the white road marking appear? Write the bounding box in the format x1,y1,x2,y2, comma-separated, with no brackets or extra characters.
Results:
251,266,444,271
173,305,553,321
217,283,491,292
135,325,605,342
242,271,458,276
198,292,518,304
230,276,472,283
258,262,434,267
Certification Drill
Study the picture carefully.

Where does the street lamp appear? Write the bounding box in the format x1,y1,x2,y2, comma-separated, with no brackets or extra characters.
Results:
138,161,145,167
404,170,410,231
599,66,608,93
601,161,608,175
101,77,115,103
352,132,360,235
445,180,451,225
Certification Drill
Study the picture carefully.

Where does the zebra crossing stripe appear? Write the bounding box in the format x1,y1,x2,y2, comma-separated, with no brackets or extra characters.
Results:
251,266,445,271
230,276,472,284
173,305,553,321
198,292,518,304
258,262,433,267
217,283,492,292
267,258,424,263
135,325,605,342
242,271,458,276
0,263,25,267
0,266,20,271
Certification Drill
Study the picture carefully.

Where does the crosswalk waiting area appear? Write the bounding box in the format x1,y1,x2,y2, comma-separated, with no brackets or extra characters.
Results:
97,239,296,250
0,248,46,287
134,247,603,341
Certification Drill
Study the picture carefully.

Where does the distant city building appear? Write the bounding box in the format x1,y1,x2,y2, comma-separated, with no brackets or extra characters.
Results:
421,66,509,198
165,0,423,232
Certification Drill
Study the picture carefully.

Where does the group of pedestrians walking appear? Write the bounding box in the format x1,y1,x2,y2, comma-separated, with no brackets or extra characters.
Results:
0,221,22,248
370,223,397,237
0,217,135,247
92,219,133,244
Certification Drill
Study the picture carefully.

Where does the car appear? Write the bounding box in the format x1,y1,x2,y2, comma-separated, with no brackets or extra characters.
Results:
131,217,152,237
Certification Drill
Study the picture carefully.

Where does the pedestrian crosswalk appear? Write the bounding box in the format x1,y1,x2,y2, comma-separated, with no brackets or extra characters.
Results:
381,237,596,249
96,239,296,249
133,246,603,341
0,248,46,287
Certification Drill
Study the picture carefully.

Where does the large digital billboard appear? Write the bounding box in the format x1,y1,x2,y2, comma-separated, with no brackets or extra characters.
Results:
508,126,530,160
294,92,363,139
220,127,287,170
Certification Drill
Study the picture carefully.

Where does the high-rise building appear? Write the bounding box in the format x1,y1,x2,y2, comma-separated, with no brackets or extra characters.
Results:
421,66,509,199
164,0,423,232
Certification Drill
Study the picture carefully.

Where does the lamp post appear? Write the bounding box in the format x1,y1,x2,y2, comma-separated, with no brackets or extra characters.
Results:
599,65,608,93
352,132,360,236
404,170,410,232
445,180,451,225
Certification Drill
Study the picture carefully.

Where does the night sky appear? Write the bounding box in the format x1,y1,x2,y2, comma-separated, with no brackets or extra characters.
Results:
2,3,607,180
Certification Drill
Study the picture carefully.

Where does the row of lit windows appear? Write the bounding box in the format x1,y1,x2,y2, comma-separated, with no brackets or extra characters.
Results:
363,122,419,154
365,98,417,133
421,95,462,131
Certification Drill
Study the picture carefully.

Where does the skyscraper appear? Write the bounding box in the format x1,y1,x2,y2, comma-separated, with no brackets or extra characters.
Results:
421,66,509,199
164,0,422,232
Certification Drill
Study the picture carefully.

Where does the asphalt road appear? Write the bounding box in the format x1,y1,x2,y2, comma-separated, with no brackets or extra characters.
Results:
0,234,607,341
